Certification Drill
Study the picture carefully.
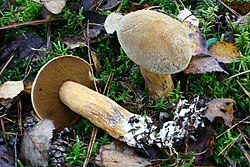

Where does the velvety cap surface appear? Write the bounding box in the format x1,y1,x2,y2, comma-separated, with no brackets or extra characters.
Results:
117,10,192,74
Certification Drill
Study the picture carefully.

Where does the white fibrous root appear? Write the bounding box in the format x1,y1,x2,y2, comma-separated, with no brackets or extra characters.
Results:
123,97,206,155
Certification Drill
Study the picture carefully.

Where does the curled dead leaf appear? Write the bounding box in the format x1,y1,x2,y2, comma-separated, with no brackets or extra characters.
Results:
182,22,209,56
91,50,101,72
209,42,240,63
184,56,228,74
205,98,235,127
95,141,151,167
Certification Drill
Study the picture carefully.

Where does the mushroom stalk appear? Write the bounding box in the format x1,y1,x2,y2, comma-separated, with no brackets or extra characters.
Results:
140,67,174,100
59,81,134,140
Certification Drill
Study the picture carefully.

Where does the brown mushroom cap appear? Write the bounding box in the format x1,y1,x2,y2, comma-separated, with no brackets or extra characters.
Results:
117,10,192,74
31,56,94,127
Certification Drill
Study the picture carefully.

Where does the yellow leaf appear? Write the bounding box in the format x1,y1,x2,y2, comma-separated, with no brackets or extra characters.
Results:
209,42,240,63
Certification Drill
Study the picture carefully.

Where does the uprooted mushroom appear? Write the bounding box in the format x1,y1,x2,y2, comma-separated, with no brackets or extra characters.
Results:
104,10,192,100
32,55,206,155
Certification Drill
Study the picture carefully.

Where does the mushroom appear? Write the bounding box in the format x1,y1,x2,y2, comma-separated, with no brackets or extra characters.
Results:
31,56,205,153
31,55,136,140
104,10,192,99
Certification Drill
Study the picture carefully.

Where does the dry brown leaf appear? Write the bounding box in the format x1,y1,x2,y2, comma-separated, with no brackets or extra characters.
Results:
42,0,66,14
205,98,235,127
0,81,24,100
186,127,214,163
184,56,228,74
20,119,55,167
91,50,102,72
182,22,209,56
63,34,87,49
177,8,199,27
95,141,151,167
209,42,240,63
222,0,250,13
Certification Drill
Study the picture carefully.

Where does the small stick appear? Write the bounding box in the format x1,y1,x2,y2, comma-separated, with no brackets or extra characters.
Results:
216,116,250,139
0,52,15,75
82,20,99,167
0,118,8,145
237,80,250,98
237,127,250,149
224,154,236,167
218,0,240,17
218,134,240,156
103,72,114,95
224,70,250,81
0,18,64,30
237,141,250,164
17,99,23,135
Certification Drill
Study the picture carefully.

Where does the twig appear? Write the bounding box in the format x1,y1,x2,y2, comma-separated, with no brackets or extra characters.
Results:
216,116,250,139
14,132,18,167
103,72,114,95
224,154,237,167
0,18,64,30
218,0,241,17
17,99,23,135
0,114,7,119
46,23,52,50
173,0,180,12
0,52,15,76
0,118,8,145
225,70,250,81
237,127,250,149
237,141,250,164
218,134,241,156
237,80,250,98
82,20,99,167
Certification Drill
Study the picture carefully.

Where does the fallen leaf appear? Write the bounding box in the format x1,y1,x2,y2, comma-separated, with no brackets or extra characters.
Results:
84,11,106,33
63,34,87,49
95,141,151,167
0,31,44,66
222,0,250,13
0,81,24,100
209,42,240,63
186,127,214,163
82,0,120,11
177,8,199,27
205,98,235,127
20,119,55,167
182,22,209,56
184,56,228,74
43,0,66,14
91,50,101,72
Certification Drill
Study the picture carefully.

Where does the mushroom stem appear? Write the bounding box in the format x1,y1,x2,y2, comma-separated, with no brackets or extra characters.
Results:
59,81,135,141
140,67,175,100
